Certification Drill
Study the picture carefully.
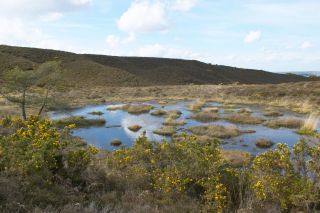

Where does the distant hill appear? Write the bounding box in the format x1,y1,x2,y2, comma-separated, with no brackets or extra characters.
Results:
0,45,309,88
283,71,320,77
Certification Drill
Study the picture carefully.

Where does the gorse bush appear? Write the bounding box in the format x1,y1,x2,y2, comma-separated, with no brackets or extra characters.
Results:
0,116,319,212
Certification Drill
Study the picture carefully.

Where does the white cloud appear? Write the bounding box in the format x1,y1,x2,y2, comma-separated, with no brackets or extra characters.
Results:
0,18,62,50
39,12,64,22
173,0,198,11
105,35,121,49
117,0,169,33
300,41,312,49
244,31,261,43
105,33,136,49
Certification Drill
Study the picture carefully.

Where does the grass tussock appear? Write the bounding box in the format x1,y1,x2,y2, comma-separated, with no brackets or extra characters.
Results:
165,110,182,119
111,139,122,146
255,138,274,148
203,107,219,113
188,99,206,112
153,126,177,136
190,111,219,122
128,124,142,132
122,104,154,114
263,111,284,117
225,113,264,125
106,105,123,111
264,117,303,129
238,108,252,114
189,124,241,139
150,109,167,116
296,113,319,136
163,118,186,126
54,116,106,128
222,104,238,109
221,150,251,167
88,111,104,116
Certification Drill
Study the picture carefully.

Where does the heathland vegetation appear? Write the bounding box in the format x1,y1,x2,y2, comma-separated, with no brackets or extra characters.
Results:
0,45,320,212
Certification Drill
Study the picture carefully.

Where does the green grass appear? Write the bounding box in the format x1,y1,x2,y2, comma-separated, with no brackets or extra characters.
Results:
54,116,106,128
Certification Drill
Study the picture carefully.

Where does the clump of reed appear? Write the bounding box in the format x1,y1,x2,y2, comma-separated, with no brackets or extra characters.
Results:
153,126,177,136
225,113,264,125
188,99,206,112
189,124,241,139
190,111,219,122
128,124,142,132
296,113,319,136
255,138,274,148
54,116,106,128
122,104,154,114
264,117,303,129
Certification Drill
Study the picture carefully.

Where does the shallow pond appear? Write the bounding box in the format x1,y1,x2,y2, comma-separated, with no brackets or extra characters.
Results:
50,101,319,155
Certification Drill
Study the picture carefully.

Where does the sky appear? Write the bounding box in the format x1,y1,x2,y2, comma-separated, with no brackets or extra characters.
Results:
0,0,319,72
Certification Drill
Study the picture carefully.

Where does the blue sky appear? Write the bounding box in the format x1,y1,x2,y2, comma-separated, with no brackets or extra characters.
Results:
0,0,319,72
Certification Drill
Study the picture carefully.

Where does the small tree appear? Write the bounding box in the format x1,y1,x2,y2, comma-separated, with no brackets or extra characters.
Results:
1,61,61,119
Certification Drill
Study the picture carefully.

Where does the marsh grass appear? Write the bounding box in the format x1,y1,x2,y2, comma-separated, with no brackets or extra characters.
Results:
88,111,104,116
255,138,274,148
203,107,219,113
150,109,167,116
106,105,123,111
153,126,176,136
165,110,182,119
163,118,186,126
189,124,241,139
263,111,284,117
122,104,154,114
222,104,238,109
264,117,303,129
54,116,106,128
221,150,251,167
188,99,206,112
225,113,264,124
111,139,122,146
296,113,319,136
190,111,219,122
128,124,142,132
238,108,252,114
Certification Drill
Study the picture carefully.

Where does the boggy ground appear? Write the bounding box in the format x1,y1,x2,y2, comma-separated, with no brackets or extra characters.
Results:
1,81,320,118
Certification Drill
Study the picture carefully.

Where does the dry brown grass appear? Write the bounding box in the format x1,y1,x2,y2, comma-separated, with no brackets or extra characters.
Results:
128,124,142,132
150,109,167,116
264,117,303,129
111,139,122,146
190,111,219,122
153,126,177,136
165,110,182,119
263,111,283,117
122,104,154,114
189,125,241,139
225,113,265,125
238,108,252,114
255,138,274,148
203,107,219,113
188,99,206,112
163,118,186,126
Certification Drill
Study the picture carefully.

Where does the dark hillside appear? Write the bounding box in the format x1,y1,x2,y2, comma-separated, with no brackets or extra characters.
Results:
0,45,308,87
